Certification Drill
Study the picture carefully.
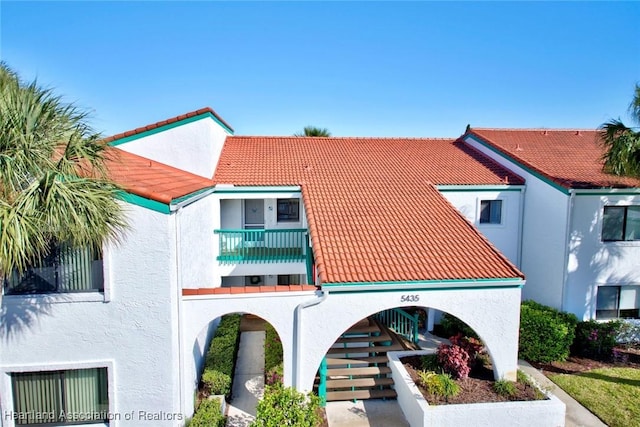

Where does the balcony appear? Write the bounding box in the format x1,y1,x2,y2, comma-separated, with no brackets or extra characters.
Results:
214,228,307,264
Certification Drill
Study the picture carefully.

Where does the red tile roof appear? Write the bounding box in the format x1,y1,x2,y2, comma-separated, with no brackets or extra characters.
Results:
214,136,524,284
105,148,214,204
103,107,233,144
468,129,640,189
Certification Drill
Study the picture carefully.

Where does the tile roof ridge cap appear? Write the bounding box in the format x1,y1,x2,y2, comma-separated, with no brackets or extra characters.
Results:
229,135,457,140
472,127,598,132
103,107,233,143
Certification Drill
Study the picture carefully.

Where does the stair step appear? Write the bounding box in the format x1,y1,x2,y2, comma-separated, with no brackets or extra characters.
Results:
326,344,404,355
325,356,389,366
343,324,382,335
335,334,392,344
325,388,397,401
327,366,391,377
326,377,394,389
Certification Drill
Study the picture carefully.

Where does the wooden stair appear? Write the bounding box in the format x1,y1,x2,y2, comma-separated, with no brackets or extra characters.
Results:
316,317,400,402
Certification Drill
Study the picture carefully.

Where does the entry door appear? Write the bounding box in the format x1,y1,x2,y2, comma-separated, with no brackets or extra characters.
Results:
244,199,264,228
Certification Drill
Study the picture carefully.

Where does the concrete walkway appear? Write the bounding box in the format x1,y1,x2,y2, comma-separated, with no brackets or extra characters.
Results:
226,331,265,427
325,400,409,427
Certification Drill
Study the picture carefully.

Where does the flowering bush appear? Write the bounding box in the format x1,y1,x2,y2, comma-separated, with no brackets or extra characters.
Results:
437,343,471,379
449,334,484,361
572,320,621,358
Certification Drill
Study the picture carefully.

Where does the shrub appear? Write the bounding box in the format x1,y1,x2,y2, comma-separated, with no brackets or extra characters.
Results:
251,385,321,427
437,343,471,379
420,354,440,372
202,370,232,397
572,320,622,358
264,323,283,373
493,379,517,397
265,362,283,386
189,397,226,427
449,334,484,363
440,313,478,339
417,370,460,400
519,300,578,362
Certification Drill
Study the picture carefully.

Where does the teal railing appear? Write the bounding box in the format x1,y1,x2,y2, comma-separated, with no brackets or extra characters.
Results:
214,229,307,264
318,357,327,407
375,308,419,344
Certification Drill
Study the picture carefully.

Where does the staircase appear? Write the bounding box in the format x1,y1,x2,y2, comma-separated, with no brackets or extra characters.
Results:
316,317,402,402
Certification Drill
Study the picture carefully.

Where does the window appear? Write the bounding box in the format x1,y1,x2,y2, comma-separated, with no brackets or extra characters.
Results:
277,199,300,222
596,285,640,319
479,200,502,224
4,243,103,295
278,274,300,285
602,206,640,241
12,368,108,425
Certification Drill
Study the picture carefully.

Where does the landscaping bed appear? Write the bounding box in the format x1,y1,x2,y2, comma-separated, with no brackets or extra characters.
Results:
401,355,544,404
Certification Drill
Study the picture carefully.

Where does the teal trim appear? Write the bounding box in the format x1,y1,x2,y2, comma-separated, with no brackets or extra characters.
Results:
327,284,524,294
108,111,233,146
171,187,215,205
573,190,640,196
118,192,170,214
305,233,314,284
214,186,301,194
318,357,327,407
324,277,522,287
465,134,570,195
321,278,524,293
375,308,419,344
436,185,524,192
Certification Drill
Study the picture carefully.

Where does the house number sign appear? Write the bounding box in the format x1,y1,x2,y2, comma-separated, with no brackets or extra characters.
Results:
400,294,420,303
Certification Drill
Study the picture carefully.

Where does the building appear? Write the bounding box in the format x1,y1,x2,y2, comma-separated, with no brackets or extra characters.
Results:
1,108,636,426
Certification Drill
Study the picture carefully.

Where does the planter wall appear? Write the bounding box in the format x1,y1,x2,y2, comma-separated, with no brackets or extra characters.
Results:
388,350,566,427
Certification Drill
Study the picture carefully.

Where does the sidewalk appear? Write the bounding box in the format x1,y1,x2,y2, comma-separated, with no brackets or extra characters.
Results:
226,331,265,427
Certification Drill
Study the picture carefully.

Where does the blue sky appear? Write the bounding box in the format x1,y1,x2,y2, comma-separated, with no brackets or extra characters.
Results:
1,1,639,137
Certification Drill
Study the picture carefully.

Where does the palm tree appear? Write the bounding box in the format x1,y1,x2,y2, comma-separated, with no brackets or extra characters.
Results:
0,62,125,279
294,126,331,137
600,84,640,177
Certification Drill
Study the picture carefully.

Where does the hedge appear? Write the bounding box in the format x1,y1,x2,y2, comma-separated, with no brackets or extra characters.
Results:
202,314,241,398
251,385,321,427
572,320,622,358
188,397,226,427
519,300,578,362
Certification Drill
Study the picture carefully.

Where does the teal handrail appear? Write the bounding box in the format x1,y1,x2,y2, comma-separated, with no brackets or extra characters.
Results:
318,357,327,407
214,228,307,264
375,308,419,344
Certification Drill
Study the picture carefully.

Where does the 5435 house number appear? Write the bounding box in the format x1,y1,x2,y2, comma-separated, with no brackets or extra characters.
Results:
400,294,420,303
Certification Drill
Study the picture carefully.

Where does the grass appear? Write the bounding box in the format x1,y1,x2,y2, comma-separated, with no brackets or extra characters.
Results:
549,367,640,427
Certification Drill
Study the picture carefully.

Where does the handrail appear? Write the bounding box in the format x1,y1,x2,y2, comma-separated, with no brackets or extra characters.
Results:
214,228,307,264
318,357,328,407
375,308,419,344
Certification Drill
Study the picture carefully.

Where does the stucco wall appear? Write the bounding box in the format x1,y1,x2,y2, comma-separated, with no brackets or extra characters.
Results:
566,193,640,319
115,115,230,178
178,196,216,289
465,136,570,310
0,204,181,426
439,189,523,266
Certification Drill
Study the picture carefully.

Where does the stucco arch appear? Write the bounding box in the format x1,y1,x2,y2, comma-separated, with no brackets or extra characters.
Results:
296,286,522,392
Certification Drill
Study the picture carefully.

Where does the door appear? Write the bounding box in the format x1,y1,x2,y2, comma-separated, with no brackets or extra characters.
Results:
244,199,264,228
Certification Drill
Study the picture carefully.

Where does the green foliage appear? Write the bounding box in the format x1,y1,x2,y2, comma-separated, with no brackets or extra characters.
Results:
201,314,241,399
251,385,321,427
573,320,622,358
189,397,226,427
420,354,440,372
493,379,517,397
202,370,231,397
417,370,460,400
516,370,531,385
519,300,578,363
265,362,283,386
440,313,478,339
264,323,283,372
294,126,331,137
0,62,125,277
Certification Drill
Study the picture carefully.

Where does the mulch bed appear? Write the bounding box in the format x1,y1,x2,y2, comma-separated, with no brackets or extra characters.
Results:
530,346,640,375
401,356,544,405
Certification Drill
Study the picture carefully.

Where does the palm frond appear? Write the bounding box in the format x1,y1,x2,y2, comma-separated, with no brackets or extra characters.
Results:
629,83,640,126
294,126,331,137
599,119,640,177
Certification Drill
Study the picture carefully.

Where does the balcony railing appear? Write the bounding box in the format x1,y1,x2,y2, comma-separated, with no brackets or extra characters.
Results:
214,229,307,264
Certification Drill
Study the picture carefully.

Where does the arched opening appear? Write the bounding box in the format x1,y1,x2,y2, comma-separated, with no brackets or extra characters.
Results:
187,311,285,420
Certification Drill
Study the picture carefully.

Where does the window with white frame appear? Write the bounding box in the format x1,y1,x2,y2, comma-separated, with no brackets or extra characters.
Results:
479,200,502,224
12,367,109,425
277,199,300,222
596,285,640,319
602,206,640,241
3,242,103,295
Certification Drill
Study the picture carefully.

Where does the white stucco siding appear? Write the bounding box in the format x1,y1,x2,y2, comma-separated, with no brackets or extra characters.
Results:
0,204,181,426
178,196,216,289
439,189,523,266
566,193,640,319
115,116,230,178
465,136,570,310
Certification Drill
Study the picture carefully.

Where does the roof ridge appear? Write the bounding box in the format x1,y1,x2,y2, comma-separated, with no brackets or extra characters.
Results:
103,107,234,143
229,135,457,140
472,127,597,132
